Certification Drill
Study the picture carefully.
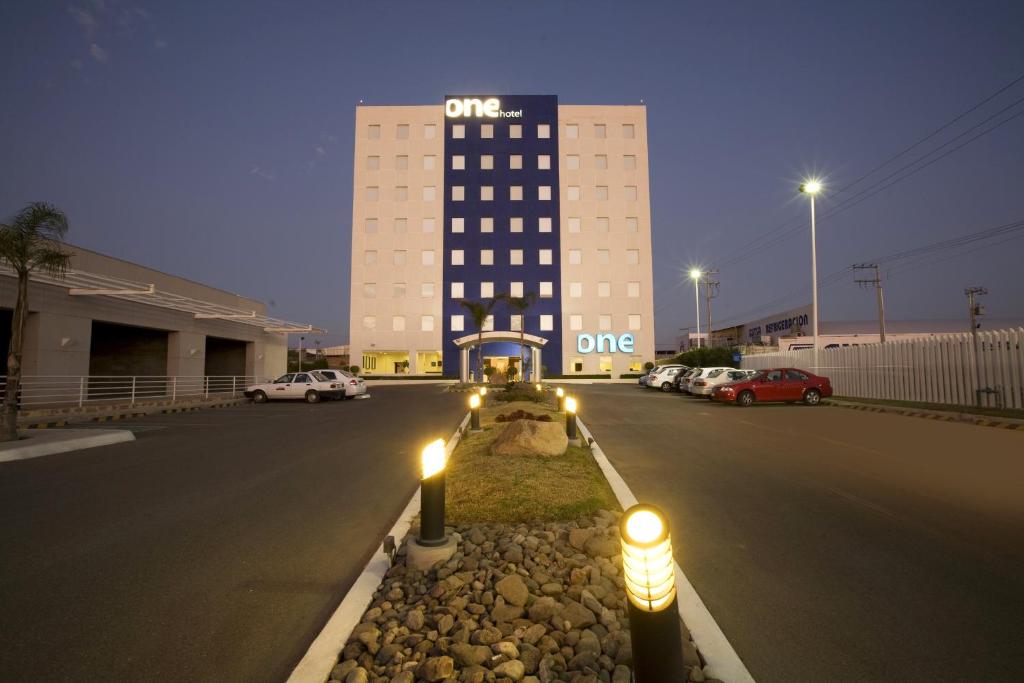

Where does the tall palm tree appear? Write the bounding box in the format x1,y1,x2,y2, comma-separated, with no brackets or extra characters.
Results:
459,297,499,383
498,291,536,383
0,203,71,441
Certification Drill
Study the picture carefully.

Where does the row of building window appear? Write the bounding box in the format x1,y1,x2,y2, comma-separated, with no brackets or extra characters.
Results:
363,216,641,234
361,313,644,332
366,154,639,171
363,249,641,266
364,185,640,202
367,123,637,141
362,281,643,299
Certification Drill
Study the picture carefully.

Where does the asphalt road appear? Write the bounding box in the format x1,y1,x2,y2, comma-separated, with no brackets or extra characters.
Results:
568,383,1024,682
0,386,465,683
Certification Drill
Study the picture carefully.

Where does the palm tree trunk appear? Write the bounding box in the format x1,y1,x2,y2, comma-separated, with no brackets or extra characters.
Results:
477,331,483,383
520,329,525,383
2,273,29,441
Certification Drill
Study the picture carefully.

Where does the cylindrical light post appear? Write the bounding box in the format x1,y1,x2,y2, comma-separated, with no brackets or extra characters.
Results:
535,383,542,393
469,393,481,431
689,270,702,349
478,386,487,407
620,504,686,682
418,439,448,547
555,387,565,411
565,396,578,440
800,179,822,372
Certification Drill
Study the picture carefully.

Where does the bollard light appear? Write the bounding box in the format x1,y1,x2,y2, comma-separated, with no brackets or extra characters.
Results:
565,396,578,440
619,504,685,682
556,386,565,411
535,383,542,392
469,393,481,430
418,439,448,547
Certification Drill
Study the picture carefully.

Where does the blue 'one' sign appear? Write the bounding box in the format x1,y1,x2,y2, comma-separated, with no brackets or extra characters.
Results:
577,333,635,354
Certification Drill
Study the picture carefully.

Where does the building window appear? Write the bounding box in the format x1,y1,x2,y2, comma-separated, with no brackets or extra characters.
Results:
367,156,380,170
481,154,494,170
538,217,552,233
452,186,465,201
510,314,522,332
451,282,464,298
364,250,377,265
626,216,639,232
481,124,494,139
598,249,610,264
395,186,408,201
538,154,551,170
451,249,464,265
365,218,378,233
538,186,552,201
394,218,407,233
594,124,606,138
569,249,582,265
396,155,408,170
423,186,436,201
628,281,640,298
424,124,437,139
595,154,608,169
570,314,583,331
366,186,379,201
451,315,464,332
568,217,582,233
624,155,637,170
421,250,434,266
452,155,465,170
510,281,524,297
540,281,553,298
510,186,523,201
393,282,406,298
598,282,611,297
599,314,612,330
452,124,465,139
599,356,613,373
396,124,409,139
571,358,584,373
537,124,551,139
623,123,636,139
509,124,522,139
421,282,434,298
423,155,436,170
368,124,380,139
393,250,407,266
540,315,554,331
595,186,608,201
451,217,464,233
363,282,376,298
510,249,523,266
393,316,405,331
567,155,580,170
627,249,640,264
629,357,643,372
481,186,494,201
566,123,579,139
422,217,436,233
568,186,581,201
539,249,553,265
510,154,523,170
625,185,638,201
510,217,524,233
628,314,642,330
596,217,610,232
362,316,376,330
482,314,494,332
569,282,583,298
480,282,494,298
480,217,494,233
421,315,434,332
481,249,494,266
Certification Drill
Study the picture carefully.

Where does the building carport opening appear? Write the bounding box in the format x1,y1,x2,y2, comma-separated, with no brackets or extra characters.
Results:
454,331,548,384
204,336,247,377
88,321,169,401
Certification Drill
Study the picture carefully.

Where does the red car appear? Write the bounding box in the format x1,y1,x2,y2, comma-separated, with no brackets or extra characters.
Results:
711,368,832,407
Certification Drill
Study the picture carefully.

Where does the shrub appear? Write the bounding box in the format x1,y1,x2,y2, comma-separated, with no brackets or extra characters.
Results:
495,386,545,403
644,361,655,371
670,347,736,368
495,409,552,422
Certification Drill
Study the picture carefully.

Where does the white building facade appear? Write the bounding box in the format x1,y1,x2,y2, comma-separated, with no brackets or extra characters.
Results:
348,96,655,379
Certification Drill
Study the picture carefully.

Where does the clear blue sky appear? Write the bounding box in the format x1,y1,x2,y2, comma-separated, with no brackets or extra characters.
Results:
2,0,1022,346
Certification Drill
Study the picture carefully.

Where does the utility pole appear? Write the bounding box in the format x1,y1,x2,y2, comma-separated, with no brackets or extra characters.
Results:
965,286,987,407
853,264,886,343
701,270,720,348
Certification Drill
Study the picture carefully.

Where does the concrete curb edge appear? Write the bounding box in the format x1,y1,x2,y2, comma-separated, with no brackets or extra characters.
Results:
284,411,473,683
824,399,1023,431
576,417,757,683
0,429,136,463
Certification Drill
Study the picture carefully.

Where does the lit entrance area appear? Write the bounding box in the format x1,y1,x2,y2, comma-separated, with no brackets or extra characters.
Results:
483,354,521,383
416,350,443,374
452,331,547,383
360,350,409,375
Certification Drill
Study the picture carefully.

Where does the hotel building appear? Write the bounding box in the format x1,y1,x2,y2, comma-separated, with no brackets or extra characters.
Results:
348,95,655,380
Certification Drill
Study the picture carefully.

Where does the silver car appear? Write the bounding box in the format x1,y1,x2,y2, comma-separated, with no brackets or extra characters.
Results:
315,369,368,399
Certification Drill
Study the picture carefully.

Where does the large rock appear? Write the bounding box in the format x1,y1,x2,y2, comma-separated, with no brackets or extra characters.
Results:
495,574,530,606
490,419,568,457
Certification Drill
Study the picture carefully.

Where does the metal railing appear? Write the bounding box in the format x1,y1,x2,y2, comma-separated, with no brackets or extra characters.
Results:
0,375,260,411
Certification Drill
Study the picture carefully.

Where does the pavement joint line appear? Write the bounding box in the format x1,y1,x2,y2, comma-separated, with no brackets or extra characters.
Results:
285,411,473,683
825,400,1023,432
575,416,756,683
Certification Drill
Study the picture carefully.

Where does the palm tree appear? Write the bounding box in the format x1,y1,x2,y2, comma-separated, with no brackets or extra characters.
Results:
459,297,499,383
0,203,71,441
498,292,536,383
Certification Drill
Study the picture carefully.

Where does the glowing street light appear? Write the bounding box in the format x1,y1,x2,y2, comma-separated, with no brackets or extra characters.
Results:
535,383,542,392
418,439,448,547
469,393,481,430
620,503,685,681
689,269,702,349
564,396,578,440
555,386,565,411
799,178,823,372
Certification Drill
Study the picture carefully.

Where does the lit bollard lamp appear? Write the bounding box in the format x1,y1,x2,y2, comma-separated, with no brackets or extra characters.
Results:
620,504,686,682
406,439,458,570
555,387,565,411
564,396,579,442
535,383,542,393
469,393,481,431
478,386,487,406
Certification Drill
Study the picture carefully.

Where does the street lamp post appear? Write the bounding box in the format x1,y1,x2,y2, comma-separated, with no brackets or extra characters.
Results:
564,396,578,441
799,180,822,372
689,269,702,349
299,336,305,371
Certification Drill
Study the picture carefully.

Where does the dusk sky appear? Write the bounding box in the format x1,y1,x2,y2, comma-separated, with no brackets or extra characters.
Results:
2,0,1022,347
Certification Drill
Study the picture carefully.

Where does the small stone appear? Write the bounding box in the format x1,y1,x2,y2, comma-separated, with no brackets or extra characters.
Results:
472,626,502,645
540,582,563,595
345,668,369,683
495,574,530,606
405,609,425,631
390,672,414,683
493,641,520,659
492,603,525,622
417,656,454,682
577,630,601,657
375,643,402,665
331,660,358,680
523,623,547,645
352,624,381,647
493,659,526,681
580,590,603,615
561,600,597,629
569,528,595,550
584,537,619,559
528,596,560,621
468,527,487,545
688,665,706,682
437,614,455,635
449,643,491,667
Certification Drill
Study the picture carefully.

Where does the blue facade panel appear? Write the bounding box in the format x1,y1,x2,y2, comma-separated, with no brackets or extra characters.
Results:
442,95,562,377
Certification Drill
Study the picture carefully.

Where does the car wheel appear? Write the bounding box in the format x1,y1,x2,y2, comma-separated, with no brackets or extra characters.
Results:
253,390,268,404
661,382,673,392
803,389,821,406
738,391,755,407
305,390,321,404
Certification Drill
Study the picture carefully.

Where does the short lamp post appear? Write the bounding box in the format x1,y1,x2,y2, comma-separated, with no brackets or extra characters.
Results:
535,383,542,393
556,387,565,411
469,393,481,431
418,439,448,547
478,386,487,406
620,504,686,682
565,396,578,441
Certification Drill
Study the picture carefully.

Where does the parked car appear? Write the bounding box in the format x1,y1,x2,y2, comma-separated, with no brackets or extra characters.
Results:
676,367,701,393
245,372,345,403
711,368,832,406
315,369,368,399
648,365,687,392
689,367,740,397
641,365,669,387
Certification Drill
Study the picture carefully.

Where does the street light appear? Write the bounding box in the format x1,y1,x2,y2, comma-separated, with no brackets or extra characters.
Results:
689,269,702,348
564,396,578,440
555,386,565,411
620,504,685,681
469,393,481,431
418,439,448,546
800,179,823,372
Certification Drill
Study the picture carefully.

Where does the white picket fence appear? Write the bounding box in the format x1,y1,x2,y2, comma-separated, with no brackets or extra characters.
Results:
741,327,1024,410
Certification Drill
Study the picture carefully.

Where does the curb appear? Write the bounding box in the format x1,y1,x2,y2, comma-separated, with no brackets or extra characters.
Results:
285,411,472,683
20,399,247,429
0,429,136,463
824,399,1024,431
577,417,756,683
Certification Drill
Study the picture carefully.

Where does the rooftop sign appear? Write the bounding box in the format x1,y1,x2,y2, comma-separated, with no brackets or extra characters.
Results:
445,97,523,119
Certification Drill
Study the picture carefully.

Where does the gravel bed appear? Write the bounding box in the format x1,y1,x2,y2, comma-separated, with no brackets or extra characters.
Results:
329,510,719,683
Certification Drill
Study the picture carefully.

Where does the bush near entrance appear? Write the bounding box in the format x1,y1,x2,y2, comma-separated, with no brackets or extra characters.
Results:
664,346,736,368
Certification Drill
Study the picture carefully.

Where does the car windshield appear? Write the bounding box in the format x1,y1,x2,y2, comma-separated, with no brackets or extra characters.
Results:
707,369,726,378
311,371,331,381
727,371,747,380
273,374,295,384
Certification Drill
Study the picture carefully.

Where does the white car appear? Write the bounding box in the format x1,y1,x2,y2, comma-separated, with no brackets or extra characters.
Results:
245,372,345,404
648,365,687,392
686,367,737,396
315,369,368,399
